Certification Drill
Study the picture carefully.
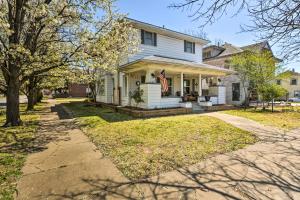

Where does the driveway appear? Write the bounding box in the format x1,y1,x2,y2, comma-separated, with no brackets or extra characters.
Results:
16,105,300,199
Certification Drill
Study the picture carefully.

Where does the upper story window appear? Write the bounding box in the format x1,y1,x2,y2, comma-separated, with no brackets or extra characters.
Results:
276,80,281,85
141,29,157,46
184,40,195,53
291,78,297,85
203,51,211,59
184,40,195,54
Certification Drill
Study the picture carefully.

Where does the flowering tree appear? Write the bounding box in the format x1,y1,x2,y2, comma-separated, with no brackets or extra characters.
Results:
0,0,137,126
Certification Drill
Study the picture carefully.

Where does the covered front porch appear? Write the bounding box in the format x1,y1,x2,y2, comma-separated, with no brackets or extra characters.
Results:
118,56,233,110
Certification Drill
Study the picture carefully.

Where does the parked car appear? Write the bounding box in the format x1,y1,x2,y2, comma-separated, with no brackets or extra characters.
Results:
288,97,300,102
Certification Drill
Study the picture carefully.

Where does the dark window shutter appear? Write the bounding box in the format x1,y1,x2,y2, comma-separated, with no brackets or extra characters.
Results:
153,33,157,46
184,41,187,52
192,42,195,54
141,29,145,44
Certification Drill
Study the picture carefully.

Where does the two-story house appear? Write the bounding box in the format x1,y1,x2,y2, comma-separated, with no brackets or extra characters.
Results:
203,41,279,105
276,69,300,100
96,18,233,109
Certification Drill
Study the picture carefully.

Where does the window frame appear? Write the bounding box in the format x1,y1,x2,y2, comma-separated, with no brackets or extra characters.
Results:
276,79,281,85
184,40,195,54
291,78,297,85
141,29,157,46
183,79,191,94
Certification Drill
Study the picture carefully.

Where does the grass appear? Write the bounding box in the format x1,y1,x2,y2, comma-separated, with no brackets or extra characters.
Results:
54,97,87,103
0,103,46,200
65,102,257,180
223,107,300,130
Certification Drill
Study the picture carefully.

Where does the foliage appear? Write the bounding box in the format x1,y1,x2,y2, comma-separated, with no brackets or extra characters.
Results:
230,50,284,107
129,87,144,107
170,0,300,61
259,84,287,102
65,102,256,180
0,0,137,124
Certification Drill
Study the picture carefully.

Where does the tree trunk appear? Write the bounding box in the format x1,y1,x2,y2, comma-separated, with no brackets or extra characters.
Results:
89,82,96,102
5,77,22,126
26,77,36,110
272,99,274,112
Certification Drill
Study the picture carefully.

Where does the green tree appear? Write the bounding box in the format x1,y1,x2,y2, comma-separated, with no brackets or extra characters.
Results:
258,84,287,112
230,50,284,109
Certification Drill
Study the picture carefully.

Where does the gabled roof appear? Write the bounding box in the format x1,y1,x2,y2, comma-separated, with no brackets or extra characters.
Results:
126,17,210,45
241,41,270,52
203,41,281,61
216,43,243,57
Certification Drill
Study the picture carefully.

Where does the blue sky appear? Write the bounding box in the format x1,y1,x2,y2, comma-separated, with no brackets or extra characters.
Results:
115,0,299,72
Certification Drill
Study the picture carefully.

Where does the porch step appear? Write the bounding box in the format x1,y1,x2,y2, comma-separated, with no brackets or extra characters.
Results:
192,102,204,113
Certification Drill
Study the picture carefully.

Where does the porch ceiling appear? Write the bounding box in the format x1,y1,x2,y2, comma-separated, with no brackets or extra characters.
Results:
119,55,235,76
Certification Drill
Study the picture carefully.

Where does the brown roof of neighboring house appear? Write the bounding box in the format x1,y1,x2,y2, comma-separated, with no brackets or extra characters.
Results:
203,41,282,62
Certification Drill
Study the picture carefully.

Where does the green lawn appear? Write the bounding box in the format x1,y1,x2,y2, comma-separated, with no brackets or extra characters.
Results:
0,103,46,200
65,102,257,180
223,107,300,130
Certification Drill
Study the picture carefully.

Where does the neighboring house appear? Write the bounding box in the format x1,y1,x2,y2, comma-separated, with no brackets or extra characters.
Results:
68,83,90,97
276,69,300,99
203,41,278,105
96,18,233,109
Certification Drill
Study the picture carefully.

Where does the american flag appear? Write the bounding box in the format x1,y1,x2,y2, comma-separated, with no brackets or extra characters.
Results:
159,70,168,93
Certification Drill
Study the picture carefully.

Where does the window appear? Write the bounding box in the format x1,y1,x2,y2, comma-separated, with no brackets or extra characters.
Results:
98,78,105,95
291,78,297,85
203,51,211,59
123,76,128,96
141,29,157,46
184,40,195,54
232,83,240,101
276,80,281,85
141,75,146,84
295,90,300,97
183,79,190,94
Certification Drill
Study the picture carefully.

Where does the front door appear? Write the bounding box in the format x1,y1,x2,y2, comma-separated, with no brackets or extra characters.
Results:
232,83,240,101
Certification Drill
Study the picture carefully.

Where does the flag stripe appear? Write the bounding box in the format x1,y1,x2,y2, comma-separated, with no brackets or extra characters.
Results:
159,70,168,93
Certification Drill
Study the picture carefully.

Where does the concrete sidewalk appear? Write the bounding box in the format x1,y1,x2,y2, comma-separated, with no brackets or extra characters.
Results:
16,102,134,200
16,104,300,199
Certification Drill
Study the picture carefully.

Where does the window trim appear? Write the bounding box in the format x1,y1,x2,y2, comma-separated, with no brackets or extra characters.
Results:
276,79,281,85
184,40,195,54
291,78,297,85
141,29,157,46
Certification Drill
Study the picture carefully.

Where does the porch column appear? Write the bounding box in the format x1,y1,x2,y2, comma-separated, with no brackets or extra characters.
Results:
198,74,202,96
180,72,184,96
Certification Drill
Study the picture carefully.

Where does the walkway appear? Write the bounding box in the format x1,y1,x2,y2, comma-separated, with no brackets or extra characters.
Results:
16,103,300,199
16,101,131,200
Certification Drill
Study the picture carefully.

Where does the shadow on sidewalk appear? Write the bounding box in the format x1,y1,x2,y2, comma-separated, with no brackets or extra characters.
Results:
41,135,300,200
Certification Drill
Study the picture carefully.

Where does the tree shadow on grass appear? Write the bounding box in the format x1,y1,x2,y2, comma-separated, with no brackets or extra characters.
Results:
0,104,78,155
41,129,300,200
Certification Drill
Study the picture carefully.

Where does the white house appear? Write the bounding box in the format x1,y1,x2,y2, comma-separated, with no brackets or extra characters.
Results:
96,18,233,110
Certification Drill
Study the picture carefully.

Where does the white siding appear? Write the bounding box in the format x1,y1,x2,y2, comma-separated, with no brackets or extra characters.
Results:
139,84,181,109
96,75,114,104
128,29,203,63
